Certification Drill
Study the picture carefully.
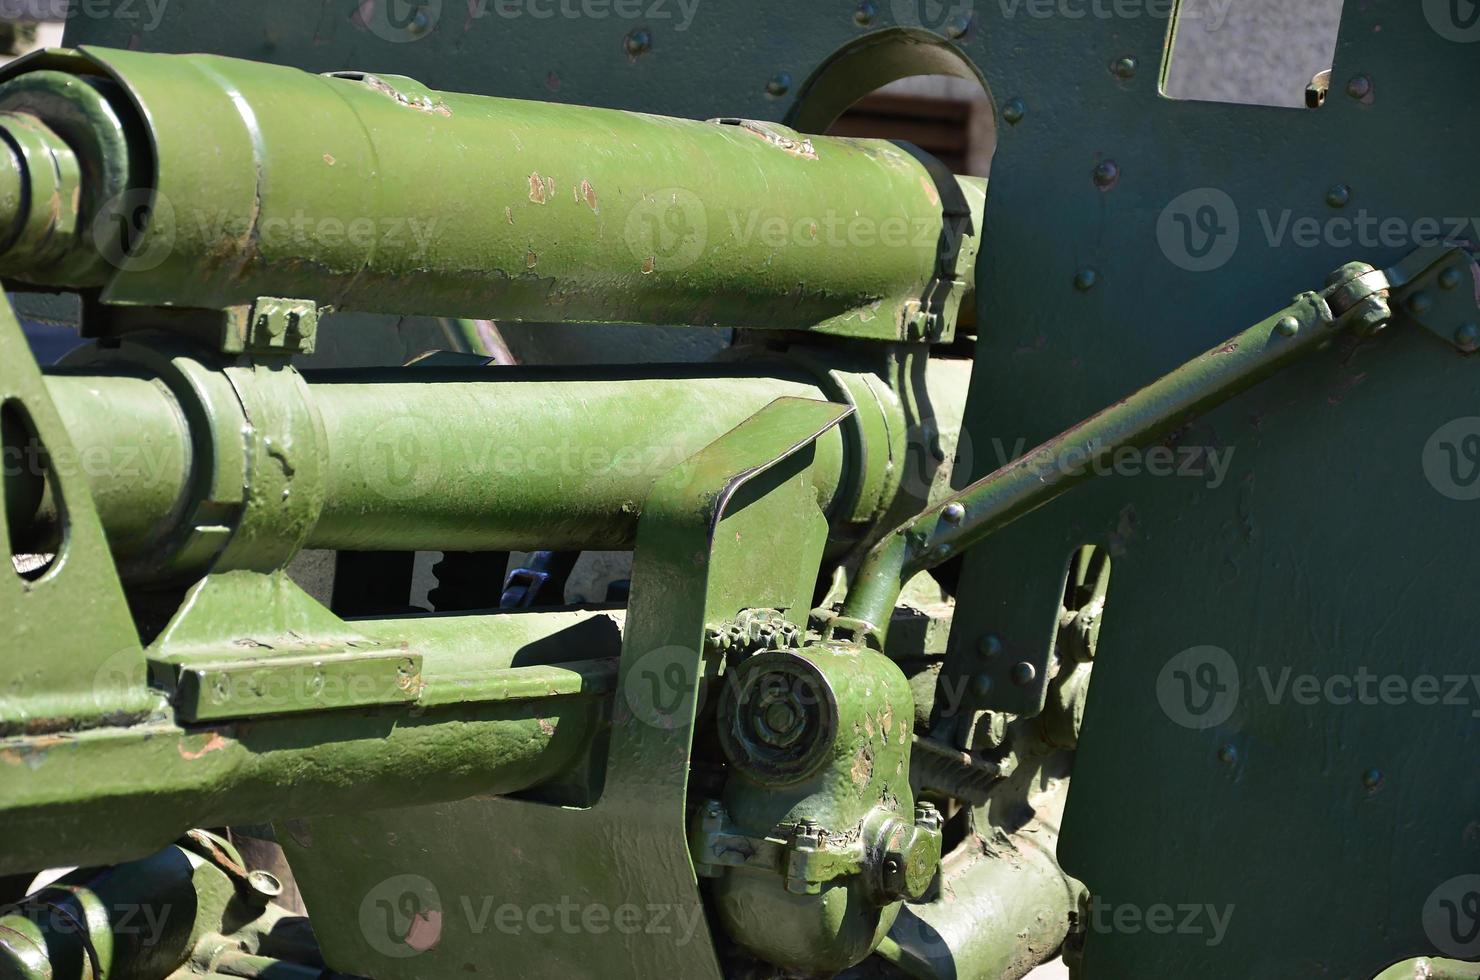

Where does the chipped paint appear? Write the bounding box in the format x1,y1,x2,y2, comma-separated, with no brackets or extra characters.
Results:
179,731,229,760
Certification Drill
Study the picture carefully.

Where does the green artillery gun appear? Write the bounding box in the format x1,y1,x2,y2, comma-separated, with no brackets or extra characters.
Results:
0,3,1475,978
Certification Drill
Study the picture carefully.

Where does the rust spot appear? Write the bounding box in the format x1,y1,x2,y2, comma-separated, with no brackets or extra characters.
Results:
179,732,228,760
323,153,336,166
641,256,656,275
505,206,514,225
526,251,538,269
528,173,548,205
1213,342,1239,355
580,179,599,213
920,175,940,206
537,718,555,735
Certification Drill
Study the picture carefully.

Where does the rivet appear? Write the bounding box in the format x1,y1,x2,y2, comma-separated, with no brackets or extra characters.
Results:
1093,159,1120,189
1325,184,1351,209
1074,268,1099,291
1361,768,1384,790
942,501,966,525
1407,291,1435,316
971,673,993,696
1002,98,1025,125
944,12,972,38
1275,315,1300,337
1113,56,1138,79
624,28,652,56
766,72,792,98
931,543,952,561
1217,744,1238,766
1346,74,1372,100
1455,323,1479,353
978,633,1003,657
1438,266,1464,291
854,0,877,26
1010,662,1036,687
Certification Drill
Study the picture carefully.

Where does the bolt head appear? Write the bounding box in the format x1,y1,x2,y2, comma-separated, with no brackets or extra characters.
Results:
971,673,993,697
1002,98,1026,125
1325,184,1351,209
1073,268,1099,291
1439,266,1464,291
1010,662,1037,687
942,501,966,525
978,633,1004,657
1455,323,1480,353
1275,315,1301,337
1407,291,1435,316
1346,75,1372,99
624,28,652,55
766,73,792,97
854,0,877,25
1113,56,1138,79
1093,160,1120,189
